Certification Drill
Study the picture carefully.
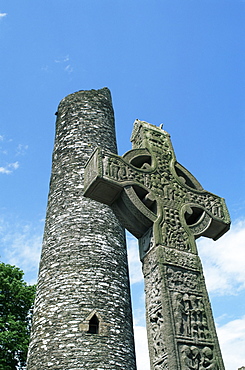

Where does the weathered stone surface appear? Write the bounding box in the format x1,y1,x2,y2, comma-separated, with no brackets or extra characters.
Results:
27,88,136,369
84,119,230,369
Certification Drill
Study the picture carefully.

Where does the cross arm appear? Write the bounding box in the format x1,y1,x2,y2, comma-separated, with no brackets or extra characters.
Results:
84,147,157,238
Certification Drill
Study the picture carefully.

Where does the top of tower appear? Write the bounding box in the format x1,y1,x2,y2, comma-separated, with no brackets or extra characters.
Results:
59,87,112,107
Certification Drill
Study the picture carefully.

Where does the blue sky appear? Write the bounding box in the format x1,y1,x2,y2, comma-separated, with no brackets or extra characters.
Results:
0,1,244,369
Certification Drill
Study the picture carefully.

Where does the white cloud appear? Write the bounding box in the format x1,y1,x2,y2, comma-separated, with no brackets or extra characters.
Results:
0,166,11,174
10,161,19,169
217,316,245,370
0,218,43,283
0,161,19,174
127,235,144,284
0,134,28,173
134,325,150,370
0,13,7,18
2,229,42,273
197,219,245,295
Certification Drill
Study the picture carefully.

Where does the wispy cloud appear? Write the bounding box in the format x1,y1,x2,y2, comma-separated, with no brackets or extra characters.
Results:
0,134,28,174
64,64,73,74
41,54,75,75
16,143,28,156
0,161,19,174
197,219,245,295
54,55,70,63
0,218,43,284
0,13,7,18
42,55,74,75
55,55,74,74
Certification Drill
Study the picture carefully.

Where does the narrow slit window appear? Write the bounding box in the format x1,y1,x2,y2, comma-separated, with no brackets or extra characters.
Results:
88,314,99,334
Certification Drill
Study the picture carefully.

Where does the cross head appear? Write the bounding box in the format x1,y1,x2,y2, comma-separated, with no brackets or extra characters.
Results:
84,119,230,260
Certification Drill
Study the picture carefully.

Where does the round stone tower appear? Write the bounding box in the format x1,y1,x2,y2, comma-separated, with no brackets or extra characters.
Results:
27,88,136,369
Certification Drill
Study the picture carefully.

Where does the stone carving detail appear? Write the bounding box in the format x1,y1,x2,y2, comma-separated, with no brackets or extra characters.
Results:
172,292,210,340
167,267,199,293
161,207,191,251
150,310,168,369
139,227,154,259
186,193,224,220
188,211,211,236
143,250,169,369
164,247,197,270
103,153,154,184
145,264,168,368
180,345,217,369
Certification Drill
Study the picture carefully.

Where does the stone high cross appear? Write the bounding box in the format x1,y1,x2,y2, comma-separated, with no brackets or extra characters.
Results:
84,119,230,369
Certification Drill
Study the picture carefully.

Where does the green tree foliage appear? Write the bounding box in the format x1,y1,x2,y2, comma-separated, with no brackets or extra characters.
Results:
0,262,36,370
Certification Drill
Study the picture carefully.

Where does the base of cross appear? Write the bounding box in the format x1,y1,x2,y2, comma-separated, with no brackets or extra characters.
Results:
142,235,224,369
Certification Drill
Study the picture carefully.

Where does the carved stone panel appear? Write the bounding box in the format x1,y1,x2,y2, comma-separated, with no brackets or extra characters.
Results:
166,266,200,293
179,344,218,370
163,247,198,271
171,291,210,340
143,250,169,369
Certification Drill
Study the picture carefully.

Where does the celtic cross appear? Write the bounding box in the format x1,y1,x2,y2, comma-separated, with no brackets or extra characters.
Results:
84,120,230,369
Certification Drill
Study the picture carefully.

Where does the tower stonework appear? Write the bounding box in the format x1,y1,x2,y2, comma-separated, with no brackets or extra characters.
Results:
27,88,136,369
